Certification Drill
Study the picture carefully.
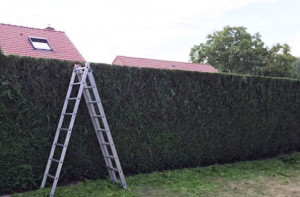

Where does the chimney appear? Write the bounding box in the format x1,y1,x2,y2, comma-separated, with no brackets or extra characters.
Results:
45,26,55,31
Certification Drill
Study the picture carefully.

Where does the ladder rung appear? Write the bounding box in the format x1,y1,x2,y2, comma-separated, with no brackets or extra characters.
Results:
97,128,106,132
104,155,114,159
51,158,60,163
88,100,97,104
71,82,82,86
67,97,78,101
93,115,102,118
107,166,118,172
64,113,74,116
75,67,86,71
85,86,92,89
47,174,55,179
55,143,64,147
112,179,121,184
101,142,110,146
59,128,69,131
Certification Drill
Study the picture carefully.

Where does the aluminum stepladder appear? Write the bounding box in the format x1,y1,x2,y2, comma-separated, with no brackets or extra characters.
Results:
40,62,127,197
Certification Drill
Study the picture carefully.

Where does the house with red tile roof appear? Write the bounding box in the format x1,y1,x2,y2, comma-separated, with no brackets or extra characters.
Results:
113,56,218,73
0,23,85,62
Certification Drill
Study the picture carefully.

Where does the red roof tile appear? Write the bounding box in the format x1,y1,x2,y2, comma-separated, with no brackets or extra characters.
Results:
0,23,85,62
112,56,218,73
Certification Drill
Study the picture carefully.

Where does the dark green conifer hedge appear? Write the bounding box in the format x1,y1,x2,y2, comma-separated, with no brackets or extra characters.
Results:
0,54,299,194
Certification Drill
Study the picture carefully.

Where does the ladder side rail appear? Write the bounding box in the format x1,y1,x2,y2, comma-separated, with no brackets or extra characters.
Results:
87,70,128,189
77,64,117,181
49,65,90,197
82,88,116,181
41,67,78,188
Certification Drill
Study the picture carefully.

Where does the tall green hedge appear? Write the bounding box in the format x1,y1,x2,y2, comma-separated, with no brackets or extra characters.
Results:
0,54,299,194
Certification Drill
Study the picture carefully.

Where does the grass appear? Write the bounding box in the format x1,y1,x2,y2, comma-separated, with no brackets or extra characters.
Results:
13,152,300,197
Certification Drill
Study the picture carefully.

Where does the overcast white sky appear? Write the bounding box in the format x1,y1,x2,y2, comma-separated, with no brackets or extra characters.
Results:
1,0,299,63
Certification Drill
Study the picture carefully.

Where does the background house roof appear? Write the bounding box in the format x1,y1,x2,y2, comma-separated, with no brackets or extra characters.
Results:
113,56,218,73
0,23,85,62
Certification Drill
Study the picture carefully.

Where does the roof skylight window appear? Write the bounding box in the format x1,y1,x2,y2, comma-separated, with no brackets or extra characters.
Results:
29,37,52,51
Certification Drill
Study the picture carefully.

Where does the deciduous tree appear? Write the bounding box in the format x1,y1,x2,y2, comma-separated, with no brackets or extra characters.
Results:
262,44,298,78
190,26,298,78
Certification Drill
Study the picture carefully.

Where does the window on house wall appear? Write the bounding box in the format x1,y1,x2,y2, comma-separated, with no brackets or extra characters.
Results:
29,37,53,51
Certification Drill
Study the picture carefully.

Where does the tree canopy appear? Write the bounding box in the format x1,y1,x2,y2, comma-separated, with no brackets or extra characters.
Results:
190,26,299,78
293,57,300,76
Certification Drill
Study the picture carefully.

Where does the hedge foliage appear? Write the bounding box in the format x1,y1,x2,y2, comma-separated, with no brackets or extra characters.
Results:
0,54,299,194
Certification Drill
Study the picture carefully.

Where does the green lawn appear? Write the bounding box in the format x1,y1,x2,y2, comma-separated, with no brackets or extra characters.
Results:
14,152,300,197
